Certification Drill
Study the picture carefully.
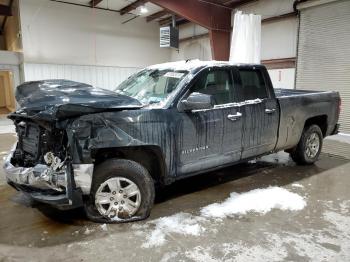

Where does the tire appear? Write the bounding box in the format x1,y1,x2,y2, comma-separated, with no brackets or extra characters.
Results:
85,158,155,223
290,124,323,165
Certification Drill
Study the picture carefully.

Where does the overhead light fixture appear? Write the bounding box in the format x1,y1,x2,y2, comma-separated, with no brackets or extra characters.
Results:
140,5,148,14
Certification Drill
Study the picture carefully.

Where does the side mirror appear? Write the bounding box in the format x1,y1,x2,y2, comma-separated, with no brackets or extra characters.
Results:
179,92,214,112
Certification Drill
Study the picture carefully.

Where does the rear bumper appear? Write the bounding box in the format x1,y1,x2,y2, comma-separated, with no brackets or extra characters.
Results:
3,144,93,210
331,124,340,135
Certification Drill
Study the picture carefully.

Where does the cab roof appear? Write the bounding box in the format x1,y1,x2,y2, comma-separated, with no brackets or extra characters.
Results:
147,59,264,72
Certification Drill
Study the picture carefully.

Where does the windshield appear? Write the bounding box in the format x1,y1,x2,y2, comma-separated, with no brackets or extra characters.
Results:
115,69,188,106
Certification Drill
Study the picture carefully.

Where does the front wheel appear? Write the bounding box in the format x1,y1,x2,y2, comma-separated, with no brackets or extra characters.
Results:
290,125,323,165
85,159,155,223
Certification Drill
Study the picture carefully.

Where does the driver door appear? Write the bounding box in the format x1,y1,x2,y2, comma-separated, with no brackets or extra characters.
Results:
175,67,243,176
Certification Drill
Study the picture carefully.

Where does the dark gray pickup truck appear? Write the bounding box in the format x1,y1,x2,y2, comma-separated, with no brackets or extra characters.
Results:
3,60,340,222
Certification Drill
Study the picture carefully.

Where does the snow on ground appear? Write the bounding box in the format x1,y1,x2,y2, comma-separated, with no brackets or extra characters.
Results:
158,200,350,262
140,212,205,248
291,183,304,188
100,224,108,231
139,187,306,248
200,186,306,219
184,241,289,262
326,134,350,144
0,125,15,134
258,151,292,165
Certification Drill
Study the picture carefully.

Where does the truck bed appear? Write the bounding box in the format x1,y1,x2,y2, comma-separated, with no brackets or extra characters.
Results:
274,88,330,98
274,88,340,152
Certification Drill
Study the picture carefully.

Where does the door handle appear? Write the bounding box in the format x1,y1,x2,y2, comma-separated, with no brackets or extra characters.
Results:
227,112,242,121
265,108,276,114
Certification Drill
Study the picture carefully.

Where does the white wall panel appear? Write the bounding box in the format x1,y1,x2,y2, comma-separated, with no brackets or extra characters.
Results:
23,63,141,90
238,0,295,20
268,68,295,89
177,23,209,39
261,17,297,60
171,13,297,63
171,37,212,62
19,0,171,67
237,0,297,60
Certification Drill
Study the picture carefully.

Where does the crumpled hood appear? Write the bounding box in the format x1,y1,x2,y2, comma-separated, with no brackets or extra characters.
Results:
14,80,143,121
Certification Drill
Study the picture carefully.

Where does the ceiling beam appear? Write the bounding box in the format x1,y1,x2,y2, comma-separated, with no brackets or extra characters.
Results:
149,0,231,31
262,57,296,69
149,0,231,60
224,0,258,8
119,0,147,15
262,12,296,23
0,4,12,16
89,0,104,7
158,16,188,26
146,9,170,22
158,16,173,26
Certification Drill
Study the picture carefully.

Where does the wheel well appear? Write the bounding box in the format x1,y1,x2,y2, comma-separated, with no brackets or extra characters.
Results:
92,146,166,185
304,115,327,136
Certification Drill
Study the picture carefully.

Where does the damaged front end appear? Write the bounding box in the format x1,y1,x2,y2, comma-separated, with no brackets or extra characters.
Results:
4,149,68,192
3,117,91,209
3,79,143,209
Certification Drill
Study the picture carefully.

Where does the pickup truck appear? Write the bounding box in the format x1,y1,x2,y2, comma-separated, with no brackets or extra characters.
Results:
3,60,340,223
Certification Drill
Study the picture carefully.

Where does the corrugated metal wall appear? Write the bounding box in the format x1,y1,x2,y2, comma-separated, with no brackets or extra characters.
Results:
296,0,350,133
23,63,141,91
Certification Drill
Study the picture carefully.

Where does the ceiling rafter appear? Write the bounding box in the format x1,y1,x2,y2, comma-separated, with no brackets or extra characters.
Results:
224,0,258,8
146,9,170,22
119,0,147,15
158,16,188,26
89,0,104,7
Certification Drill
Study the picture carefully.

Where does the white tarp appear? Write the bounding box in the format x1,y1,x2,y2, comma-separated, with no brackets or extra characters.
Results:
229,11,261,64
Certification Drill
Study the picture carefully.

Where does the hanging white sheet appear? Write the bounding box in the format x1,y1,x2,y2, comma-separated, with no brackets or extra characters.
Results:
229,11,261,64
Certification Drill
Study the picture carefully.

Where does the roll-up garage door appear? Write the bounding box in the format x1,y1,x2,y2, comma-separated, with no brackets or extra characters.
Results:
296,0,350,134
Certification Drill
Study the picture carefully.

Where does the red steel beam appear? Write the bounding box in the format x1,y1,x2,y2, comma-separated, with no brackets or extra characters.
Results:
209,30,230,61
149,0,230,31
224,0,258,8
0,4,12,16
149,0,231,60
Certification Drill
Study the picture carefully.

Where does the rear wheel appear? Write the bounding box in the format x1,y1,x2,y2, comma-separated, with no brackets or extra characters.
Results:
290,125,323,165
85,158,155,223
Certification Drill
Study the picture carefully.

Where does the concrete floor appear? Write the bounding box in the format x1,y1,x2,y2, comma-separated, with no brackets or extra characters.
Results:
0,131,350,262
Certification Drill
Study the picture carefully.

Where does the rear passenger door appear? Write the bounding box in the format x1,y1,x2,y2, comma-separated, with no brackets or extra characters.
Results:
234,67,279,159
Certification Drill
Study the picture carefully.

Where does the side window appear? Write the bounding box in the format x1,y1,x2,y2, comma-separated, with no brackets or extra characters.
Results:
238,69,268,100
192,70,234,105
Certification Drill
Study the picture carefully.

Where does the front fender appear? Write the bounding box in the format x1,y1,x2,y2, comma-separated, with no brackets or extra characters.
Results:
66,113,145,163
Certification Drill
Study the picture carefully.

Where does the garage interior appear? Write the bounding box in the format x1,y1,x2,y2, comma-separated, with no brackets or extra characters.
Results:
0,0,350,261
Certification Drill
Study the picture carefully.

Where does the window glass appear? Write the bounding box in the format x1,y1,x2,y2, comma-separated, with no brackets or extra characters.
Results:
238,69,268,100
192,70,234,105
115,69,188,105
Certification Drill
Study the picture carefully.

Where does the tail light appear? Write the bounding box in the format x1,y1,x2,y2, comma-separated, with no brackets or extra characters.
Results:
338,97,342,117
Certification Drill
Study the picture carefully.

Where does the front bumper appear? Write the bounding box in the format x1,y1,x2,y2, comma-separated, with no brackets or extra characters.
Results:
3,145,94,209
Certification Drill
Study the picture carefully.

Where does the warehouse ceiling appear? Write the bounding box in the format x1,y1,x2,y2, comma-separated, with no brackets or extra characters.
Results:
56,0,255,25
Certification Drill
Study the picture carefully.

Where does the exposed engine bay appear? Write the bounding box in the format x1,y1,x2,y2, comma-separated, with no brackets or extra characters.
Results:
11,119,67,167
5,118,69,193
